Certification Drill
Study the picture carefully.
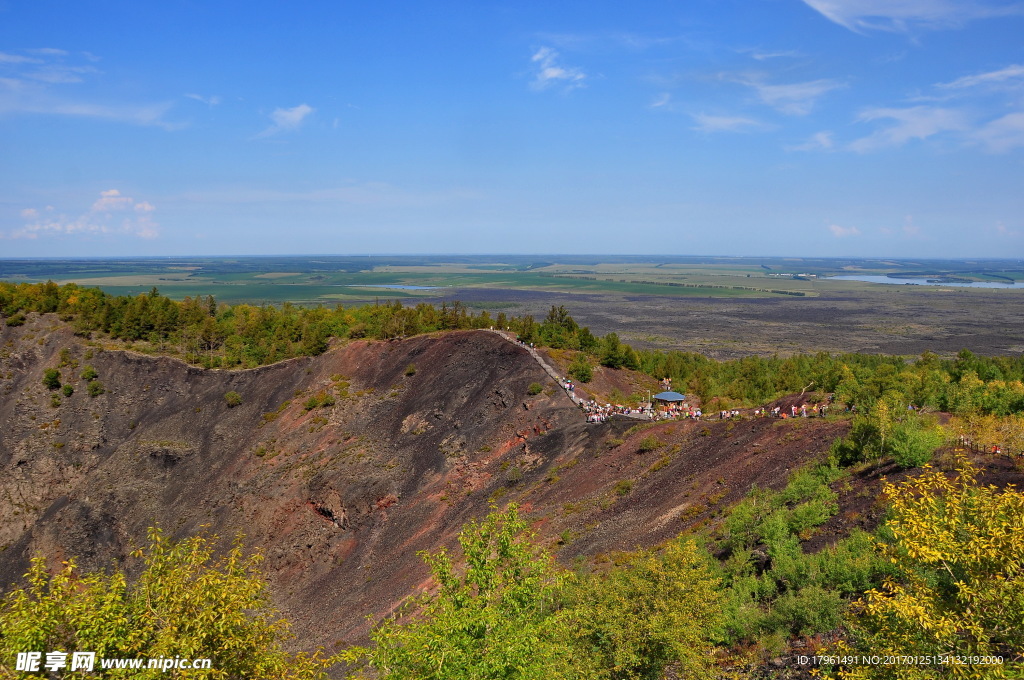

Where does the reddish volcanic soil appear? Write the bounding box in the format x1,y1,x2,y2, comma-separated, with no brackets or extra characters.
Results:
3,313,1019,663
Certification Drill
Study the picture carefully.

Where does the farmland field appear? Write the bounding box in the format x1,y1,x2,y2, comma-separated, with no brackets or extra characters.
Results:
3,255,1023,358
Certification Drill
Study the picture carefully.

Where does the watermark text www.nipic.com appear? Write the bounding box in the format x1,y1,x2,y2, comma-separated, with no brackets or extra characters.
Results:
15,651,213,673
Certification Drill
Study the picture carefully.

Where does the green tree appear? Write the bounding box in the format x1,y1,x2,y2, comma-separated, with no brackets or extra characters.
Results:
568,354,593,383
566,540,723,680
41,368,61,390
888,417,944,468
0,528,337,679
352,505,587,679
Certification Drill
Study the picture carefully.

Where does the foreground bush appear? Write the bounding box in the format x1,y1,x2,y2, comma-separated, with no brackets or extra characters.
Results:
836,460,1024,679
348,505,724,680
348,505,585,679
0,528,336,679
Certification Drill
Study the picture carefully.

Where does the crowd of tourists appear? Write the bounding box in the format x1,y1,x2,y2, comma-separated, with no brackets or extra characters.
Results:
553,374,835,424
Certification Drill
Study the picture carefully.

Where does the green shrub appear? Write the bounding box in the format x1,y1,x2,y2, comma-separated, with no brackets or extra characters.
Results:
404,363,417,376
614,479,634,496
87,380,105,397
566,540,723,680
527,382,543,396
768,585,844,637
304,392,335,410
637,435,664,453
80,365,98,381
357,506,581,678
61,384,74,397
568,356,593,383
224,390,243,407
4,311,26,327
889,420,944,468
42,368,61,390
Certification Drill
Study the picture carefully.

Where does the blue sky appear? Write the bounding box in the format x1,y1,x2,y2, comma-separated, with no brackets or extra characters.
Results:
1,0,1023,258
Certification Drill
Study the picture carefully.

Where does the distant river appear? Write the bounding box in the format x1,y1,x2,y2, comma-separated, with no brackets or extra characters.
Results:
828,275,1024,289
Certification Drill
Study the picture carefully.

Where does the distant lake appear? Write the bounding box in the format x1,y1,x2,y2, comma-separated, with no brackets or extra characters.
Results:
829,275,1024,289
344,284,438,290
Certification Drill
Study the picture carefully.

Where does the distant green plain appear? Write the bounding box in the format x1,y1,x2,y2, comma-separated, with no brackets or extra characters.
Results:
1,255,1022,306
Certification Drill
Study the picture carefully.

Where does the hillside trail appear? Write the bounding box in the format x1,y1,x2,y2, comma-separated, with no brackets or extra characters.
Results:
483,329,648,420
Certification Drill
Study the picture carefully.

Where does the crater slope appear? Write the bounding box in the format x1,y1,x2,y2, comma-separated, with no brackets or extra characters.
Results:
0,314,847,651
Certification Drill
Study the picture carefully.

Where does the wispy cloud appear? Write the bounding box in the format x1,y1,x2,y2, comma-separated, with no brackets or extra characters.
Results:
937,64,1024,90
8,190,159,240
185,93,222,106
849,105,969,151
972,111,1024,152
801,0,1024,33
994,221,1020,237
650,92,672,109
534,31,685,53
691,113,764,133
788,131,835,151
178,182,480,208
741,48,802,61
743,77,845,115
828,223,861,238
29,48,70,57
903,215,922,237
256,103,315,137
0,52,41,64
0,48,177,128
530,47,586,92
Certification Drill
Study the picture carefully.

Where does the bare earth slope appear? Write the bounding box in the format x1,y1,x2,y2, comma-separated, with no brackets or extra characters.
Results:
0,314,848,653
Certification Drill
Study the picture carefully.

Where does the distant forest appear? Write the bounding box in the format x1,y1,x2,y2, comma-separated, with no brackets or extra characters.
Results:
3,280,1023,419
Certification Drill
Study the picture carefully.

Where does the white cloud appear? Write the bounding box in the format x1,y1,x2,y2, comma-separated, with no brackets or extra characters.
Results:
0,49,177,128
937,64,1024,90
740,48,803,61
788,131,835,151
849,105,969,151
11,190,159,240
691,113,764,133
185,93,222,106
179,182,480,208
256,103,315,137
28,48,70,57
973,111,1024,152
25,64,98,84
0,52,41,64
271,104,313,129
828,223,861,237
747,78,845,115
92,188,133,212
801,0,1024,33
903,214,922,237
530,47,586,91
995,221,1020,237
650,92,672,108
